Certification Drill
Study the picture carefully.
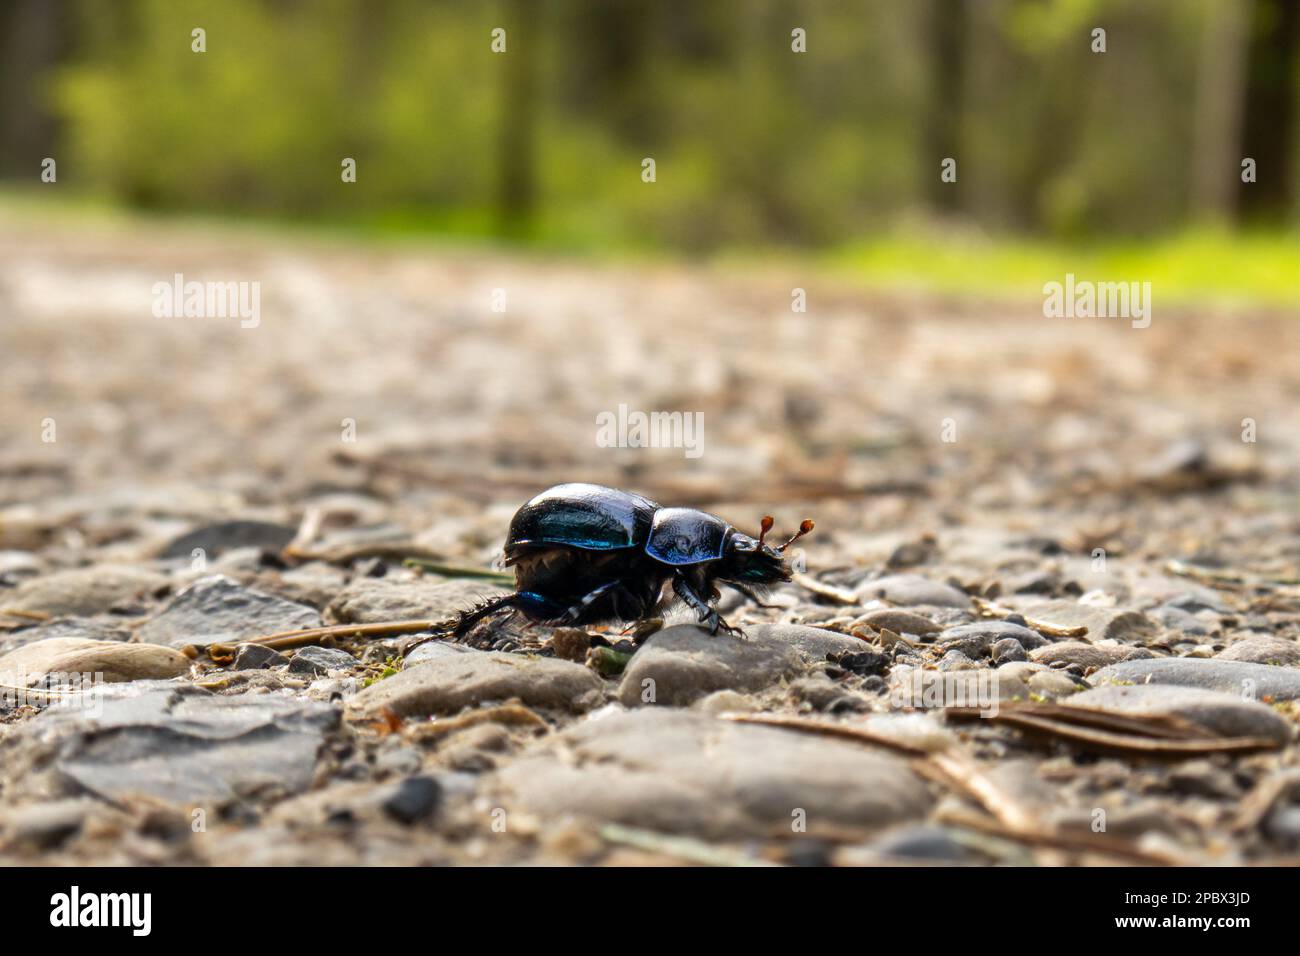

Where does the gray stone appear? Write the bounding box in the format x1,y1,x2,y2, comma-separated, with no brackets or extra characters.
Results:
745,623,869,662
1030,641,1154,670
938,649,979,671
0,798,100,851
1064,684,1292,745
854,825,976,862
886,538,936,569
787,674,866,712
1019,600,1156,643
3,682,339,805
1265,806,1300,843
272,562,348,609
1216,637,1300,667
854,574,970,608
1091,657,1300,701
855,609,940,636
939,620,1049,656
137,575,320,648
990,638,1028,664
856,711,958,753
1132,579,1231,615
159,520,296,560
616,625,804,707
381,776,442,825
350,650,603,718
289,645,355,676
233,642,287,670
404,639,479,665
1150,604,1215,636
0,551,43,582
993,661,1084,700
328,576,510,625
6,565,168,617
1165,761,1240,799
492,709,932,839
1005,570,1058,595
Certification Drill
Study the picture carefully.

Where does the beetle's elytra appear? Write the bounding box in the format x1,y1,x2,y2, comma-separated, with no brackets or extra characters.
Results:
444,482,814,638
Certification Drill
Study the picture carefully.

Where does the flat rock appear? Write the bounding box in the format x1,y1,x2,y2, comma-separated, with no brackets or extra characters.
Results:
5,565,167,617
1064,684,1293,744
848,825,976,863
3,682,339,805
234,643,287,670
854,711,957,753
0,798,104,852
0,637,190,685
271,562,348,609
617,625,805,707
854,574,970,609
328,577,511,624
1019,600,1156,643
744,623,869,662
1091,657,1300,701
856,609,940,636
493,709,932,839
1030,641,1154,669
350,650,603,718
137,575,320,648
1215,637,1300,666
159,520,297,560
404,640,479,665
289,645,355,676
1150,604,1215,636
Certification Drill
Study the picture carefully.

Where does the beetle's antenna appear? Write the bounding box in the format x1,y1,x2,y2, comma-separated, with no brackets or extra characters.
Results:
757,515,774,546
777,519,815,552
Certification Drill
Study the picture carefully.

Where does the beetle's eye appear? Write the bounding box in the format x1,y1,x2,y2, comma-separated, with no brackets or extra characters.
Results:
733,536,756,552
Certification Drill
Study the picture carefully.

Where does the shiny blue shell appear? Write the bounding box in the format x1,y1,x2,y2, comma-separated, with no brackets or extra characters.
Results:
644,507,731,565
507,483,659,551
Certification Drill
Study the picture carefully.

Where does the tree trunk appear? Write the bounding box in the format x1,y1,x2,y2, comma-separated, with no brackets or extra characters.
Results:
923,0,968,214
1190,0,1252,223
497,0,539,238
1239,0,1300,223
0,0,68,180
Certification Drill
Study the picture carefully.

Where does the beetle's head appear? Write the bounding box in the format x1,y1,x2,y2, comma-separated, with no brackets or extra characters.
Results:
716,516,815,585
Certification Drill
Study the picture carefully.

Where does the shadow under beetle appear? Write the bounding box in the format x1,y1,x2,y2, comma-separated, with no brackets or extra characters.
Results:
440,482,814,638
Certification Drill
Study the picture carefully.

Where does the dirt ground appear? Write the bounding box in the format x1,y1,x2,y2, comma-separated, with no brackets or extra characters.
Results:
2,212,1299,865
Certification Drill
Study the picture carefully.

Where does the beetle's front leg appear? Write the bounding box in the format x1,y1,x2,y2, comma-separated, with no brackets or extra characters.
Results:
672,572,741,636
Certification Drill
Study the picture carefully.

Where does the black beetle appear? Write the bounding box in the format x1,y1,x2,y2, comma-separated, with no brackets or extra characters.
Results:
442,483,814,638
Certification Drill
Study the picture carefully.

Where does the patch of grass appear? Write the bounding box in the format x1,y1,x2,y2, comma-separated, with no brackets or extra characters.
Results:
826,228,1300,307
361,657,401,688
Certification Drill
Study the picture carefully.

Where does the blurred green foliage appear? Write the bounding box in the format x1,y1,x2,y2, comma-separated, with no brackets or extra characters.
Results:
830,227,1300,305
1,0,1298,299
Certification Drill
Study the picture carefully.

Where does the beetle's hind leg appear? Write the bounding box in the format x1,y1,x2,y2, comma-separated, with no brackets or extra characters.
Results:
548,579,635,626
402,593,521,656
